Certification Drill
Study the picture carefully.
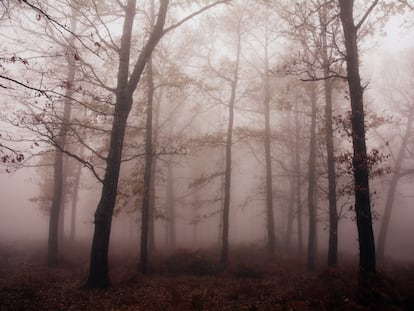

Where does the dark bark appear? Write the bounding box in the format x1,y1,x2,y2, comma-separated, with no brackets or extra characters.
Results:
339,0,376,276
85,0,168,288
48,4,77,266
307,84,317,272
377,109,414,260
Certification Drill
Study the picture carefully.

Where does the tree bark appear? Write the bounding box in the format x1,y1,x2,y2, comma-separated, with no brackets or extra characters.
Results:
48,3,77,266
263,17,276,258
166,159,176,252
70,159,82,243
295,100,303,255
307,84,317,272
220,22,241,265
319,3,338,266
339,0,376,276
85,0,169,288
285,175,295,252
140,54,155,275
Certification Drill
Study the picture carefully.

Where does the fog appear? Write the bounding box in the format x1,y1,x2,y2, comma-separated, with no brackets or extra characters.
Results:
1,1,414,308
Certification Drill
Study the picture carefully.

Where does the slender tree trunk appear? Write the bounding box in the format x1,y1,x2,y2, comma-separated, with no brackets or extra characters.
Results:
377,110,414,260
58,170,66,249
307,84,317,272
319,4,338,266
146,0,159,258
48,4,77,266
220,24,241,265
166,159,176,252
285,176,295,252
339,0,376,276
70,159,82,243
140,54,154,275
295,101,303,255
263,21,275,258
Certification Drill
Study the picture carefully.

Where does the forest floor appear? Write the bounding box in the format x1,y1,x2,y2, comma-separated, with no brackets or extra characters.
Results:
0,241,413,310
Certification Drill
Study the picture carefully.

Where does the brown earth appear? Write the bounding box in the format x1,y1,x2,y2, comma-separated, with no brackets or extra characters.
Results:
0,242,413,310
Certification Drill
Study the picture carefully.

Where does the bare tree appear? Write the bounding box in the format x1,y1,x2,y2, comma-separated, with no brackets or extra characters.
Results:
338,0,378,277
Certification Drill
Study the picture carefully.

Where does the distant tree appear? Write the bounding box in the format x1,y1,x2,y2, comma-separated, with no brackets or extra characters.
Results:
306,83,318,271
376,52,414,260
48,0,79,267
214,4,246,265
277,0,345,266
139,0,157,275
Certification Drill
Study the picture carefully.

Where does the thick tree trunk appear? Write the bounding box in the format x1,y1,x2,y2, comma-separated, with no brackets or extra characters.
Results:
48,143,65,266
339,0,376,276
86,105,130,288
85,0,169,288
307,84,317,272
48,4,77,266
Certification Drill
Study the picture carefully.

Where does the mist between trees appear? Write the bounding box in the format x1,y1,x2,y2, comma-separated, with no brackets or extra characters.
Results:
0,0,414,293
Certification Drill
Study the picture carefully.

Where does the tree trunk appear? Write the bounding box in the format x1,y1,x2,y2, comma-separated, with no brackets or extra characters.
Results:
307,84,317,272
166,159,176,252
220,23,241,265
285,176,295,252
263,20,276,258
70,159,82,243
48,4,77,266
339,0,376,276
377,109,414,260
85,0,169,288
140,51,155,274
86,105,130,288
319,3,338,266
295,101,303,255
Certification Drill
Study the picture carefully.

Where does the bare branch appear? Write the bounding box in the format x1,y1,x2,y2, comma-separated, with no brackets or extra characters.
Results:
162,0,231,35
355,0,379,30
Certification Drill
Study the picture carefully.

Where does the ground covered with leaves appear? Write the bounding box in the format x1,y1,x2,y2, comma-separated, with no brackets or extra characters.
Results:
0,242,413,310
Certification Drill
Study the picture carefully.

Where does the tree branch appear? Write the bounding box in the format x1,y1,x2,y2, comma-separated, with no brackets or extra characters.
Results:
355,0,379,30
162,0,231,35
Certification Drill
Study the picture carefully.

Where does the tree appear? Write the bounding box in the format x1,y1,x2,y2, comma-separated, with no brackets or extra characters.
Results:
318,0,339,267
85,0,169,288
85,0,230,287
48,0,78,267
218,4,246,265
376,51,414,260
338,0,377,276
306,83,318,271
